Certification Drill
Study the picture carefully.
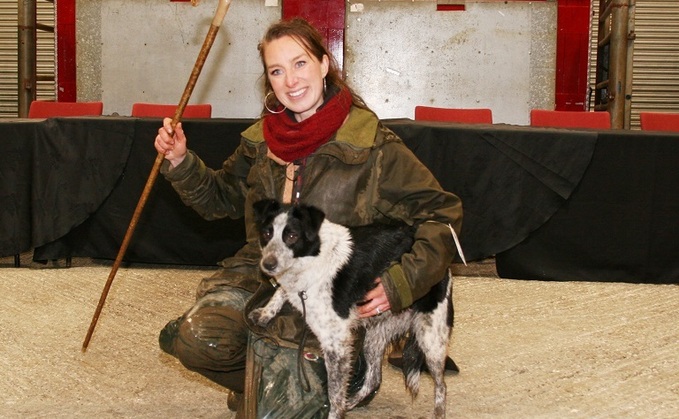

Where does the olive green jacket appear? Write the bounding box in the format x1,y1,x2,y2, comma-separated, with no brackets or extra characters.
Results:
161,107,462,345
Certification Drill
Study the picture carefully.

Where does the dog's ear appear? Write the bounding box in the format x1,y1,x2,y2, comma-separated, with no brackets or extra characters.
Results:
302,204,325,235
253,199,281,225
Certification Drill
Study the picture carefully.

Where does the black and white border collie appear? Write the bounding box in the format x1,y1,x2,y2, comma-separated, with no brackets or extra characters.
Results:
249,199,453,419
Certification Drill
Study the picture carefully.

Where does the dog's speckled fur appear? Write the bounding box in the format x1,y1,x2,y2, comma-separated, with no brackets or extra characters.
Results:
248,199,452,419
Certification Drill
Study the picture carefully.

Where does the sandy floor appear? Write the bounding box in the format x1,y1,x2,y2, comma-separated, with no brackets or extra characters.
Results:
1,254,677,418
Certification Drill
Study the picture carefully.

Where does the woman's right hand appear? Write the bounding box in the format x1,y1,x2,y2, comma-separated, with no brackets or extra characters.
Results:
154,117,188,168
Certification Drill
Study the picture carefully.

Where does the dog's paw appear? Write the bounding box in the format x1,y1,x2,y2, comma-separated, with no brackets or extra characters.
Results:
248,308,272,326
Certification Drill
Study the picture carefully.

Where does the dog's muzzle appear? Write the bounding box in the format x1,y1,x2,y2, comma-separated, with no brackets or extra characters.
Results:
261,255,278,273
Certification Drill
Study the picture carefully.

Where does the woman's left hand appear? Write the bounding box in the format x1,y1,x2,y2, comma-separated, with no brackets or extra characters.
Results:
357,277,391,318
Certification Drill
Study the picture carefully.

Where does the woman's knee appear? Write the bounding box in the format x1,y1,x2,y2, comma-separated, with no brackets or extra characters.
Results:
174,304,249,370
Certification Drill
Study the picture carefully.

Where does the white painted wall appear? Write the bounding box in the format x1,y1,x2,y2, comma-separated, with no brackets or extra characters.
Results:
78,0,279,119
346,1,556,124
77,0,556,125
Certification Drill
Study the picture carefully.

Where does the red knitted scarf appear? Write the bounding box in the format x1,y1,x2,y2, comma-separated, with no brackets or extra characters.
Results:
263,87,352,163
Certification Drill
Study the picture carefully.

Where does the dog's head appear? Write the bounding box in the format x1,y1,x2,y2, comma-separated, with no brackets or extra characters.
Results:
253,199,326,277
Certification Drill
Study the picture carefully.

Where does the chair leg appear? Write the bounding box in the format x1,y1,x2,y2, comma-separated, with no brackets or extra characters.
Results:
66,257,72,268
14,254,20,267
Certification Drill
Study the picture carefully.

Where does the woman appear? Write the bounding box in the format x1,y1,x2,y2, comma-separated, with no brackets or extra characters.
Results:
155,17,462,413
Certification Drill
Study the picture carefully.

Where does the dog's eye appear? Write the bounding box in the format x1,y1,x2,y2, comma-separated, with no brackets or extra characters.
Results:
260,227,273,242
284,231,299,245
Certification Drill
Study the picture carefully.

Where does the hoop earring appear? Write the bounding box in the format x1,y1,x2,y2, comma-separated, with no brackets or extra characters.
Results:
265,92,286,114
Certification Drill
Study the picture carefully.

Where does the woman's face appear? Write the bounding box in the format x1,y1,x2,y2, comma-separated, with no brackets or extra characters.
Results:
264,35,329,122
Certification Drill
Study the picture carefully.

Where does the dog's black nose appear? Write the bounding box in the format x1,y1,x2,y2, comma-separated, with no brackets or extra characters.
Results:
262,256,278,272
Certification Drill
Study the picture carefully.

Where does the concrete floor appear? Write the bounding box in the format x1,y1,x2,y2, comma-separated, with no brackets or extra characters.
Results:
1,254,677,418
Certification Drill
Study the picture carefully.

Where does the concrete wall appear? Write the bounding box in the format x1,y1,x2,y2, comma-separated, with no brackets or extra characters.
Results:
77,0,279,119
76,0,556,125
346,1,557,124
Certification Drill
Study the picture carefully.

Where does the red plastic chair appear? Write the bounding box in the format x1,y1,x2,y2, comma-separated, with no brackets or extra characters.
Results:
414,106,493,124
28,101,103,118
639,112,679,132
530,109,611,129
131,102,212,119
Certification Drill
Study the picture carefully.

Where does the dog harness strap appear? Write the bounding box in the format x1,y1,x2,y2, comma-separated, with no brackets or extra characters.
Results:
296,291,312,392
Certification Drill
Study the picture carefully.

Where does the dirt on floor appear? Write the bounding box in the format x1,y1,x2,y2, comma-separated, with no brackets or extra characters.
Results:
1,254,677,418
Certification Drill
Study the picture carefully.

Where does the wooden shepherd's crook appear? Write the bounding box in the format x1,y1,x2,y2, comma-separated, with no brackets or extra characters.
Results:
82,0,233,352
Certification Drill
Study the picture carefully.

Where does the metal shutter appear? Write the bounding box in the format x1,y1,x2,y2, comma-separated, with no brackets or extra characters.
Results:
631,1,679,128
590,0,679,129
0,0,54,118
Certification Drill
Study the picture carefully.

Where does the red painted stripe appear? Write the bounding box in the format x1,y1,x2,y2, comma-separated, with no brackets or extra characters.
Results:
555,0,591,110
55,0,76,101
282,0,346,72
437,5,465,12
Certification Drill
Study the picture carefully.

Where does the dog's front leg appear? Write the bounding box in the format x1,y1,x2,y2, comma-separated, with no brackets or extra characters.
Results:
247,289,287,327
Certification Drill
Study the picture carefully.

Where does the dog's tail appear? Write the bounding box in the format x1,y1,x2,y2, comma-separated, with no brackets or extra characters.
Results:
401,333,424,397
